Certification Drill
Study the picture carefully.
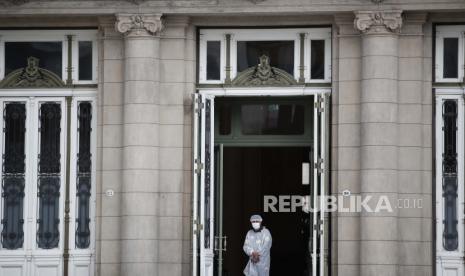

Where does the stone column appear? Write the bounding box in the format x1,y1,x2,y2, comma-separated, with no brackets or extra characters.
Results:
354,10,403,276
115,14,163,276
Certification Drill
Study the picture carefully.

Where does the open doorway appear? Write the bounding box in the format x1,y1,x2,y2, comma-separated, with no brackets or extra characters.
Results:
216,147,311,276
193,94,329,276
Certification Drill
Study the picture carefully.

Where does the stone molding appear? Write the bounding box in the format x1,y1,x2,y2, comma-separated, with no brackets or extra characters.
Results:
0,0,28,6
125,0,147,4
354,10,403,34
115,13,164,36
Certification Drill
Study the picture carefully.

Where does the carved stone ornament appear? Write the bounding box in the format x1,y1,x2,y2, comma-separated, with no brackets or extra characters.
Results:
0,57,65,88
354,10,402,34
231,55,298,86
115,14,164,36
371,0,384,3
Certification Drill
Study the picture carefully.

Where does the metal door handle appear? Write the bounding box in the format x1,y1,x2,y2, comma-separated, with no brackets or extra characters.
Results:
223,236,227,252
214,236,228,252
214,236,220,251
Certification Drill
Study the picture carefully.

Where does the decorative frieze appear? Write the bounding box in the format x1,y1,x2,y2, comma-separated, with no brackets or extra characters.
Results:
354,10,402,34
115,14,164,36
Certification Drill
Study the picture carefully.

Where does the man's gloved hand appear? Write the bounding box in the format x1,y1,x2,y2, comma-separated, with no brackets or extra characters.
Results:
251,252,260,263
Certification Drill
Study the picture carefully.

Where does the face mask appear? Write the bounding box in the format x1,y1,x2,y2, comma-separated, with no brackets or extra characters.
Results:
252,222,261,230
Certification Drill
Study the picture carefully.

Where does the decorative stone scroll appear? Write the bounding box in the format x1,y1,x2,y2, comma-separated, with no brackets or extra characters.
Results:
115,14,164,36
0,57,65,88
354,10,402,34
231,55,298,86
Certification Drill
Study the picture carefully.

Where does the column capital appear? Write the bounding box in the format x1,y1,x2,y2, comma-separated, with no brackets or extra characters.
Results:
115,13,164,37
354,10,403,34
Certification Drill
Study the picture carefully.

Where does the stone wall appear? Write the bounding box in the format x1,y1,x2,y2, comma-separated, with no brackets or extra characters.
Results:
331,11,433,276
0,8,443,276
81,12,437,276
95,15,196,276
1,0,465,15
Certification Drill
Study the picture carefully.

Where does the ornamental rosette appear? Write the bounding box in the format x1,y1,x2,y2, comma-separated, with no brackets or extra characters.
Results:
354,10,402,34
115,14,164,36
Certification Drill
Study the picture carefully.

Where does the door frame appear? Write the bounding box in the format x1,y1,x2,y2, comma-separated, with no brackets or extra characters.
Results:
192,86,331,276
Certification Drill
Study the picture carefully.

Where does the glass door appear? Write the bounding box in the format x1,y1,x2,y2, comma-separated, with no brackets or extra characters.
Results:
0,96,96,276
193,94,216,276
311,94,329,276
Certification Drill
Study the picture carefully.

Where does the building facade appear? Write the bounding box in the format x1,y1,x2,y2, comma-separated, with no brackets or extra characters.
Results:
0,0,464,276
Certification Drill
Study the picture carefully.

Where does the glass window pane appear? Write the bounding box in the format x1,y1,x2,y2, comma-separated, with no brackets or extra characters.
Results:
207,41,221,80
311,40,325,79
78,41,93,81
1,103,26,250
241,104,304,135
443,38,459,79
37,103,61,249
442,100,459,251
76,102,92,249
237,41,294,75
217,102,232,135
5,42,62,78
204,99,212,249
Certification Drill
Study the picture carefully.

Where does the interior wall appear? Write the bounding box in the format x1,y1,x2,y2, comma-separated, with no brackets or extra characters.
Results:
221,147,311,276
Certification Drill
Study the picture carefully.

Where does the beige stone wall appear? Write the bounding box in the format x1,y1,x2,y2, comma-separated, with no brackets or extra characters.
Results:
331,11,434,276
1,0,465,15
94,15,197,276
332,13,363,276
0,8,444,276
92,14,433,275
96,16,124,276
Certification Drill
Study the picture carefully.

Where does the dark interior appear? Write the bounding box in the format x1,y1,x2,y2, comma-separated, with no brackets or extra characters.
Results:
215,147,311,276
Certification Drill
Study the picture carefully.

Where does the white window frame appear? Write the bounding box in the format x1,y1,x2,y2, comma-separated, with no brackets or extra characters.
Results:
0,30,98,85
198,28,331,84
435,25,465,83
72,34,99,85
198,31,226,84
307,32,332,83
0,88,97,276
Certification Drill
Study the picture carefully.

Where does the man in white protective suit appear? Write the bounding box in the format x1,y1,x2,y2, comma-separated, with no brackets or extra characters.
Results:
243,214,272,276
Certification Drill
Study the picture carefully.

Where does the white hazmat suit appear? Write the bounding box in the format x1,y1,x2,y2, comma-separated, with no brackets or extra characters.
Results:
243,225,272,276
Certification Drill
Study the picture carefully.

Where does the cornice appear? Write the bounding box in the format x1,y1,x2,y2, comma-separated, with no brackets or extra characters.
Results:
115,13,164,37
354,10,403,34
